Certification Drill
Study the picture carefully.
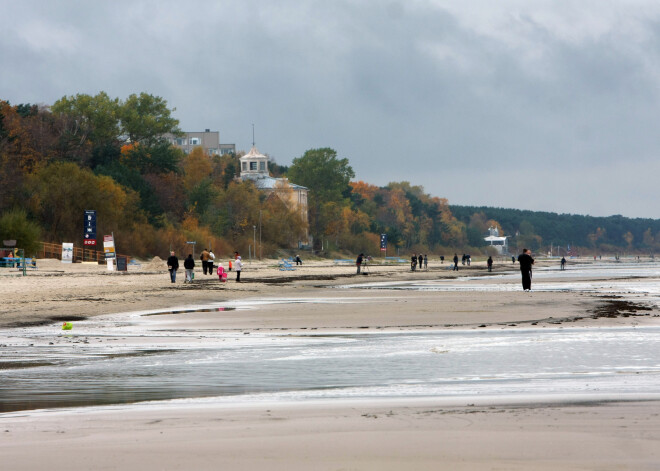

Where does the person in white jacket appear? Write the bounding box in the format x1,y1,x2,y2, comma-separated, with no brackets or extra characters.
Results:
234,253,243,282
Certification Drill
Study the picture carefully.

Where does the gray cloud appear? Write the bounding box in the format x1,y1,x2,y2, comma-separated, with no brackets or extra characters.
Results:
2,0,660,217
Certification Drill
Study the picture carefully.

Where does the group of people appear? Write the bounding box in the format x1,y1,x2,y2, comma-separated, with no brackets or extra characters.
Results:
165,247,553,292
410,253,428,271
166,250,243,284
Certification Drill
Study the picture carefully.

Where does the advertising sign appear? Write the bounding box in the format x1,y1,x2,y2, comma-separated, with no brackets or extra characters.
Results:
84,210,97,246
380,234,387,252
103,235,116,259
62,243,73,263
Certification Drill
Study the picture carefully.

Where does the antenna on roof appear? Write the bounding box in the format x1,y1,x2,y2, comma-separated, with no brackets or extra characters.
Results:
252,123,255,147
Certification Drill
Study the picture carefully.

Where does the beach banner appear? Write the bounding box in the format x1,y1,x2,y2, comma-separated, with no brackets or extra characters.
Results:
84,210,97,246
61,243,73,263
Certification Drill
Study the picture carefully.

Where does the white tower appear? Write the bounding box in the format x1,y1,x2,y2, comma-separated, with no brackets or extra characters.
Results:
239,146,269,179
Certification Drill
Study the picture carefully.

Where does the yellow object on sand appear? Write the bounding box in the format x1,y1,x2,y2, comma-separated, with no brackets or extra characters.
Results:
62,322,73,330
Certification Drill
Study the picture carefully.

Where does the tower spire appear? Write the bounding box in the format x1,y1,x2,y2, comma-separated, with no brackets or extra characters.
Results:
252,123,255,147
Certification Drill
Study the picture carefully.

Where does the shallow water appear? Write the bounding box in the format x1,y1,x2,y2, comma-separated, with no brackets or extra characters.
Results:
2,324,660,413
1,262,659,414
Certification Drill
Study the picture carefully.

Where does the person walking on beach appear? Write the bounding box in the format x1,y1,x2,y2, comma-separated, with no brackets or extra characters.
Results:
167,251,179,283
200,248,210,275
295,255,302,265
356,253,364,274
208,249,215,274
184,254,195,283
440,255,444,264
228,259,233,271
418,254,423,270
487,256,493,272
410,253,417,271
518,248,534,291
453,253,459,271
560,257,566,270
234,253,243,282
512,256,516,264
424,254,428,269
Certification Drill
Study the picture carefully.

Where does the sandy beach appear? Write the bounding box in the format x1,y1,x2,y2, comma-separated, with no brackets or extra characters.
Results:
2,257,660,470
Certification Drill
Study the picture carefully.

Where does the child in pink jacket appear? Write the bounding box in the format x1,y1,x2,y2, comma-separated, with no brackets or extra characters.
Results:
217,263,227,282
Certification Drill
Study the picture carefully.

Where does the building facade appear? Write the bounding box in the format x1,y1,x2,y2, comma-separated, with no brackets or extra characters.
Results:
239,146,309,245
166,129,235,156
484,226,509,254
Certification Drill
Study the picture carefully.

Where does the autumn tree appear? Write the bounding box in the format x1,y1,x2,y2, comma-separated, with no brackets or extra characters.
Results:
118,93,181,146
0,208,42,255
288,148,354,248
51,91,120,150
28,162,142,242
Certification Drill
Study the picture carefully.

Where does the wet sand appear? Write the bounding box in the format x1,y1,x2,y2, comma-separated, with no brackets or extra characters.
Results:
2,257,660,469
2,398,660,471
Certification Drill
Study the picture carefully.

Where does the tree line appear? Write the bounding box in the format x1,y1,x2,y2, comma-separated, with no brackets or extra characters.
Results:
450,205,660,255
1,92,658,259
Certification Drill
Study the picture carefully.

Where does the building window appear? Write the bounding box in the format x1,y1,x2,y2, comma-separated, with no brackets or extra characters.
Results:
259,161,265,171
190,137,200,145
242,162,247,171
250,161,257,171
175,138,187,146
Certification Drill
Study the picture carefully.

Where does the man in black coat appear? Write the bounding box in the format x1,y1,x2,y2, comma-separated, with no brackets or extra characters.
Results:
356,253,364,274
167,251,179,283
518,248,534,291
184,254,195,283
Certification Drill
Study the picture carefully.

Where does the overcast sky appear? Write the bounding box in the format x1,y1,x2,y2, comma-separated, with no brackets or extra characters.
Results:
2,0,660,218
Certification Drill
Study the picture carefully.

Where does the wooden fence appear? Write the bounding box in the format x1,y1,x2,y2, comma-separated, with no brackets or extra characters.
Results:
40,242,130,263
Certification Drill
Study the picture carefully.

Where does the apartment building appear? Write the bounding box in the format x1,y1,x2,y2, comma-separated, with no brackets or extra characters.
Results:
166,129,235,156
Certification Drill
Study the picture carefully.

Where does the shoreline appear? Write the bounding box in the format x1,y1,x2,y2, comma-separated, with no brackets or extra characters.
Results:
1,257,659,331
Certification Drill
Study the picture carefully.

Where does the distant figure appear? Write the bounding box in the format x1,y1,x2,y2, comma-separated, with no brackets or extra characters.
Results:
560,257,566,270
512,256,516,264
228,259,233,271
487,256,493,272
234,253,243,282
423,254,428,269
200,248,211,275
440,255,445,264
356,253,364,274
411,253,417,271
167,251,179,283
295,255,303,265
453,253,459,271
418,254,423,270
208,249,215,274
184,254,195,283
462,254,466,265
466,254,471,266
518,248,535,291
216,263,227,282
